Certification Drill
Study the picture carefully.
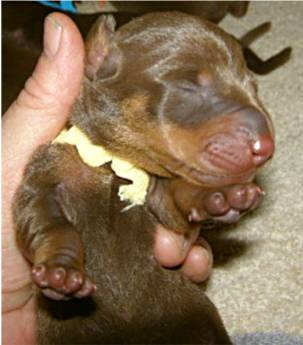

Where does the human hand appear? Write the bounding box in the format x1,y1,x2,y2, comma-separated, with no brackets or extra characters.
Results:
2,12,212,345
155,225,213,283
2,13,84,345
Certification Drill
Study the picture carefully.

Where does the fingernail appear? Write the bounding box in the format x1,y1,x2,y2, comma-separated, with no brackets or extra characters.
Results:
165,230,189,261
201,246,211,268
181,236,190,251
44,16,62,57
182,227,200,252
199,241,213,271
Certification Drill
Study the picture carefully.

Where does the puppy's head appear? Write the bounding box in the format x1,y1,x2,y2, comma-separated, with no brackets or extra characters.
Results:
80,12,274,187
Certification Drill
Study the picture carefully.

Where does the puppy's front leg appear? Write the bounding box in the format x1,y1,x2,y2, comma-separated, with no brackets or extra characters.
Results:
13,143,96,300
170,180,264,225
148,178,263,232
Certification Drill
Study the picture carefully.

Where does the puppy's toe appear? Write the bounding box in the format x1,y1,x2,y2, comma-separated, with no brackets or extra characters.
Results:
203,192,230,216
225,184,263,211
32,262,95,300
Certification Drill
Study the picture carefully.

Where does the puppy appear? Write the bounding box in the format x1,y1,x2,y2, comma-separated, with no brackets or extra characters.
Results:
2,1,291,113
13,12,275,344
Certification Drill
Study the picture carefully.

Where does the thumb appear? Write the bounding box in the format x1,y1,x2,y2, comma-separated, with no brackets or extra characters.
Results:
2,13,85,315
2,12,84,226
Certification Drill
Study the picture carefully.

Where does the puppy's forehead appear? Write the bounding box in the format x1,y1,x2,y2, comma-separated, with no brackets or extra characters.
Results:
116,12,241,73
120,13,232,47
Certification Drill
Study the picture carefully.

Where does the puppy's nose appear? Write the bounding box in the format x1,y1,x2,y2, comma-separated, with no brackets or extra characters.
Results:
252,134,275,166
238,107,275,167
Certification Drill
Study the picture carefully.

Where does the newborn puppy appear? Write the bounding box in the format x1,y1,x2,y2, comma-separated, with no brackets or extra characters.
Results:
2,1,291,112
13,12,275,344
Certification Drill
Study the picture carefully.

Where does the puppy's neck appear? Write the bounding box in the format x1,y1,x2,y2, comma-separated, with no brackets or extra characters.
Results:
70,81,173,178
53,126,150,211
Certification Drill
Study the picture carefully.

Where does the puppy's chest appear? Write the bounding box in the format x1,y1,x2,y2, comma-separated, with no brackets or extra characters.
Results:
54,125,151,211
69,171,157,287
59,163,155,242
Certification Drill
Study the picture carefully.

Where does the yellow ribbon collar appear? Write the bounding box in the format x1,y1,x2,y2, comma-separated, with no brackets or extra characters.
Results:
53,126,150,211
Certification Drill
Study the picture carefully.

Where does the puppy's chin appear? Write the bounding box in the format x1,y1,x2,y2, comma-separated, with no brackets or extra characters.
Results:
168,160,256,187
190,169,256,188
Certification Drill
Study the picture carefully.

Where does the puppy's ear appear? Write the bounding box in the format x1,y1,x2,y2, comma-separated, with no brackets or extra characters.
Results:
85,15,121,80
229,1,249,17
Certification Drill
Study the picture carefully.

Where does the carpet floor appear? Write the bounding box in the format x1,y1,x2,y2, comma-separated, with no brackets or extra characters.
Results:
204,2,303,343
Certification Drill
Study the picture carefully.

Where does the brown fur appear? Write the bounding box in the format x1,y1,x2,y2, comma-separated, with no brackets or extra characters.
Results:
12,12,278,344
2,1,291,113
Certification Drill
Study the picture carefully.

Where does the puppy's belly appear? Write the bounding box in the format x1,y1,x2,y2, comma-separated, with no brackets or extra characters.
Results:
37,181,230,344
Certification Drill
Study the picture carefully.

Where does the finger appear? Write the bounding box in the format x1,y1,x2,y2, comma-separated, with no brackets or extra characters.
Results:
154,225,200,268
2,13,84,316
2,13,84,228
181,237,213,283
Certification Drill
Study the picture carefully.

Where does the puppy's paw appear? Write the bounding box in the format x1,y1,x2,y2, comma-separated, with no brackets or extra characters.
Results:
189,183,263,224
223,183,263,212
32,262,96,300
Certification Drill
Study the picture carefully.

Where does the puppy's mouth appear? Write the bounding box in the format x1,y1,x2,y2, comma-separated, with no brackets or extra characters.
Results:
162,122,274,187
167,158,256,187
156,102,275,186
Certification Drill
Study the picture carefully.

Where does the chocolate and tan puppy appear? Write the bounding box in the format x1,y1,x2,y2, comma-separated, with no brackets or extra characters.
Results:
13,12,275,344
2,1,291,113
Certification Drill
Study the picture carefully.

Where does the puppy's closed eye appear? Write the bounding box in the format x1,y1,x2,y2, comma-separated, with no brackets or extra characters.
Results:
175,80,201,93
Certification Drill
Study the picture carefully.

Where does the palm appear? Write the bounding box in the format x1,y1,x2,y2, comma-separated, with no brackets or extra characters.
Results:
2,214,36,345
